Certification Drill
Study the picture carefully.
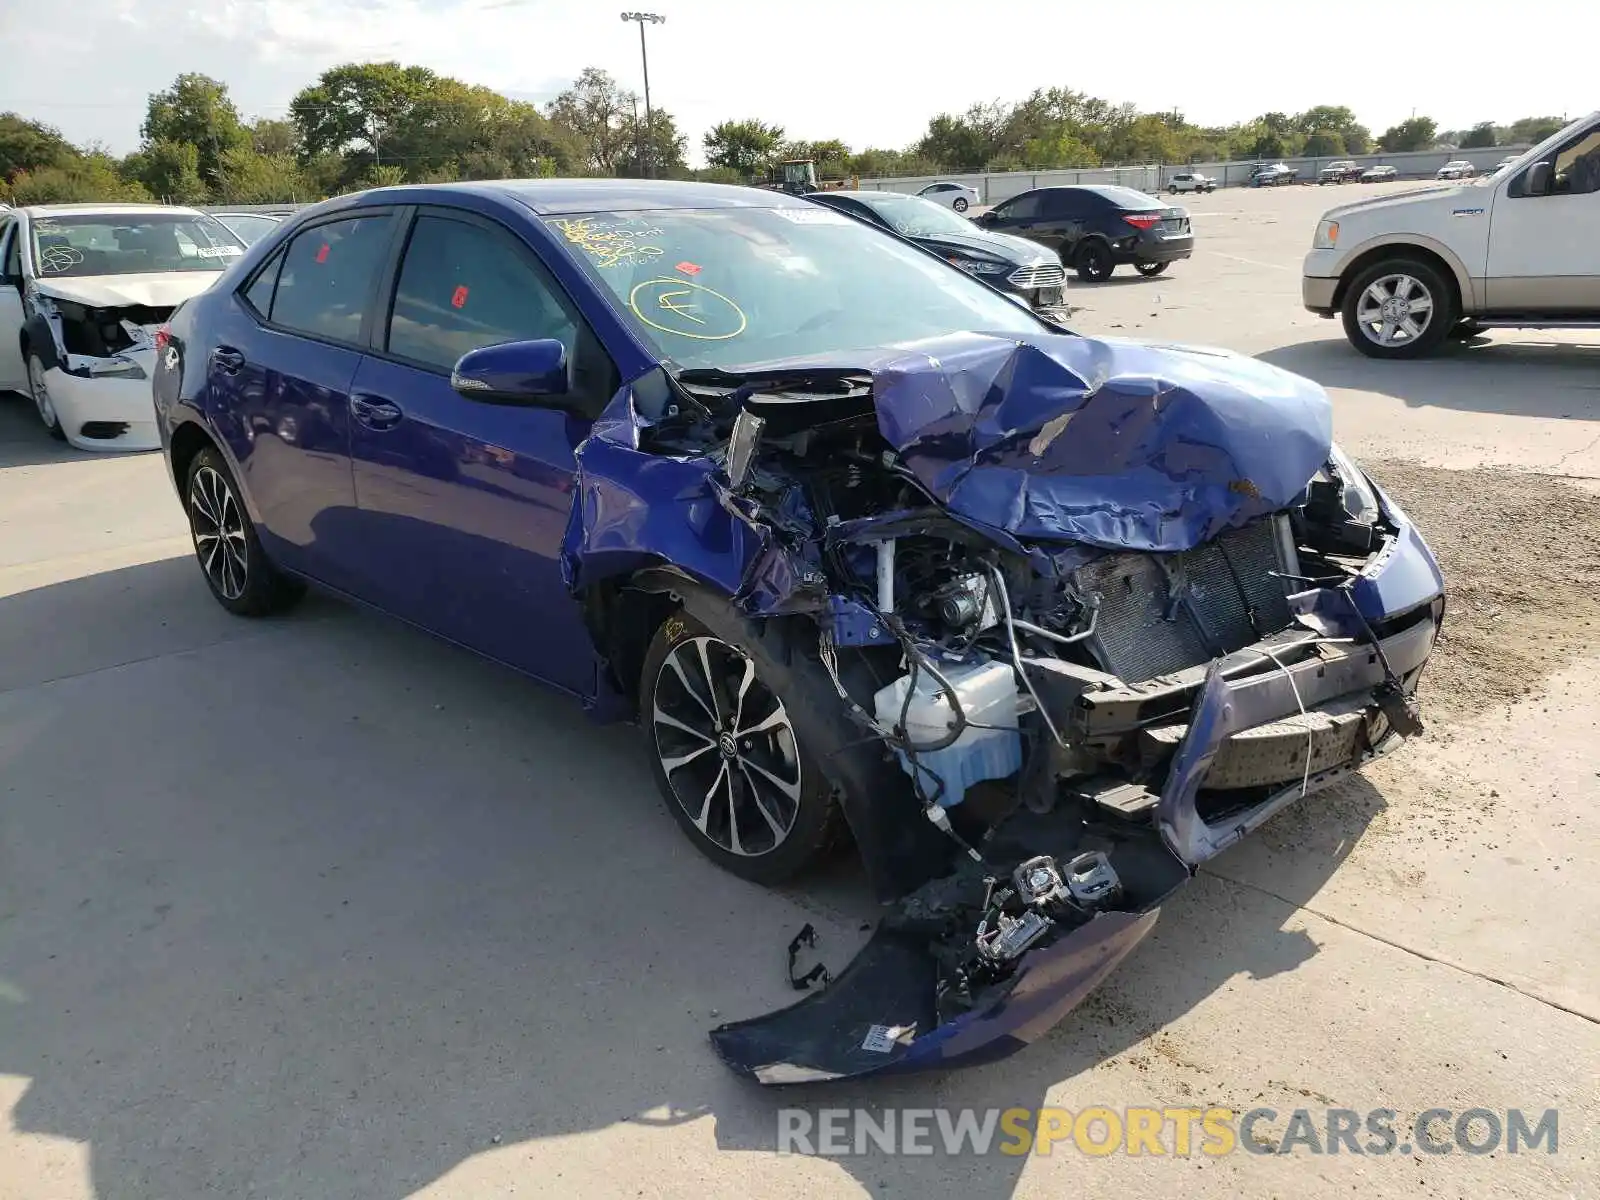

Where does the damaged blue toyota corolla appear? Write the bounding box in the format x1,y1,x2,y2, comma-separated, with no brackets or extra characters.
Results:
154,180,1444,1084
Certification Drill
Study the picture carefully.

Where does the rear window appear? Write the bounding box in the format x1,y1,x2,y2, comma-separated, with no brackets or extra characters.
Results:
1083,186,1163,210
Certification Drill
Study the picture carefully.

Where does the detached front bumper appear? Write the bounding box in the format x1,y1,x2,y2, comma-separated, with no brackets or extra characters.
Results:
712,500,1443,1085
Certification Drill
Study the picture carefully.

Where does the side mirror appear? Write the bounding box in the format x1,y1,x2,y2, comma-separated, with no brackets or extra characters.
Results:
1524,161,1552,196
451,338,569,405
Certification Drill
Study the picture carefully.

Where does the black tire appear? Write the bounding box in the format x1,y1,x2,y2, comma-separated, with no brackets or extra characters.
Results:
1340,257,1456,360
1134,260,1169,277
185,445,304,616
1074,240,1115,282
639,606,841,886
952,196,969,213
26,354,66,441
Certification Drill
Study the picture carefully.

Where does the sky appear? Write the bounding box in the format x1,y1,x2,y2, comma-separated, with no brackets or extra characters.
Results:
0,0,1590,167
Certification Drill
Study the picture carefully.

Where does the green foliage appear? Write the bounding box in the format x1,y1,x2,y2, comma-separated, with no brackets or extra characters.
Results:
216,146,308,202
128,140,208,203
0,113,77,182
547,67,638,175
142,73,249,190
1460,122,1497,149
249,119,299,157
703,119,785,176
7,153,151,204
1378,117,1438,153
1505,116,1564,144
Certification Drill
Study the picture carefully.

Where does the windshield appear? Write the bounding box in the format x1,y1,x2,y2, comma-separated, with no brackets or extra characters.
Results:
213,213,281,246
548,206,1044,371
29,212,246,279
851,193,980,238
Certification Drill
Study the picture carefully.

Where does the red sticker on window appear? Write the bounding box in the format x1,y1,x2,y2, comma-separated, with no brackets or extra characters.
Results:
451,285,469,309
675,261,701,276
315,243,329,264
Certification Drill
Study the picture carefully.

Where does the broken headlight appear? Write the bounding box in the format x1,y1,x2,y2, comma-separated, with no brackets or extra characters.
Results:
1327,443,1379,525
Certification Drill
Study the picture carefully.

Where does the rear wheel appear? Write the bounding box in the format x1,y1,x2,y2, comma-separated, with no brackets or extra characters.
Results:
641,608,840,885
1074,240,1115,282
1135,261,1169,277
185,446,304,616
952,196,969,213
1341,258,1456,359
26,355,66,441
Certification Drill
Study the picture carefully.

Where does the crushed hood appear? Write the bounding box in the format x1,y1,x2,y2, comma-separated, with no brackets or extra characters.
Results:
865,331,1332,552
33,272,221,309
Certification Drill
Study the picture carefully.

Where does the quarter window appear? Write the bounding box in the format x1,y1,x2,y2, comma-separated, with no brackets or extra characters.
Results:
1,224,19,280
269,215,392,344
242,248,283,318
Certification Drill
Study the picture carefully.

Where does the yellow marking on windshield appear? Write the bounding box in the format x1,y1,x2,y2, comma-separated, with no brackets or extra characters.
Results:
628,278,747,341
552,216,664,270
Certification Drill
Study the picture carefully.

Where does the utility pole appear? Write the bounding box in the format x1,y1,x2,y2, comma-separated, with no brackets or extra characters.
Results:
620,11,665,178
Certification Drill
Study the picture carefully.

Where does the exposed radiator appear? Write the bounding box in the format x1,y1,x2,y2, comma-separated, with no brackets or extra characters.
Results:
1071,517,1294,682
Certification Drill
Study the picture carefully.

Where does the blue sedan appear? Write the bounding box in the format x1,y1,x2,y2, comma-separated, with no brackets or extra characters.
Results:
154,179,1444,1083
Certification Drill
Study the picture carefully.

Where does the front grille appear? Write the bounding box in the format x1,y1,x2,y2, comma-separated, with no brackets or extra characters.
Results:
1071,517,1293,682
1008,262,1066,289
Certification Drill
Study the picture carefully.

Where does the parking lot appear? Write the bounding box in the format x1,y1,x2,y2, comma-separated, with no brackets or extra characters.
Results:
2,182,1597,1199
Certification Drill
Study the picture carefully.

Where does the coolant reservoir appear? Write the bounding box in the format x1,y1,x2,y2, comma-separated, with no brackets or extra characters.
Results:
873,658,1022,807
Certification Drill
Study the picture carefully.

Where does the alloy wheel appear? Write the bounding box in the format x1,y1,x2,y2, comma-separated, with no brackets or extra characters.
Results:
1354,272,1435,347
28,358,58,430
651,635,802,858
189,465,249,601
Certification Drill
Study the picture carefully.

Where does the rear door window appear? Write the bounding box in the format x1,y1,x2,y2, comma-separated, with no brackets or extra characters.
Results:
270,214,394,345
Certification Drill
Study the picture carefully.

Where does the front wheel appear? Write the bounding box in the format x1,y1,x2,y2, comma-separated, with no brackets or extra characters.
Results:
1135,261,1169,277
953,196,969,213
26,355,66,441
641,610,841,885
1341,259,1456,359
185,446,305,616
1073,241,1115,282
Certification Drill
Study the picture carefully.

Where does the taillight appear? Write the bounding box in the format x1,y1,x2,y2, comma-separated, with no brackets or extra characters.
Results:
1122,213,1162,230
154,325,171,352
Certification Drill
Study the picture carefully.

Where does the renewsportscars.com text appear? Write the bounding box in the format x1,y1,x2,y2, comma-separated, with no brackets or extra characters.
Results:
777,1106,1558,1158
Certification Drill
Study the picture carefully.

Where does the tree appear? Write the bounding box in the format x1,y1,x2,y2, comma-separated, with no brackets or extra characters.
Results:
1460,121,1497,149
1378,116,1438,152
8,153,151,204
249,118,299,157
547,68,636,175
215,146,307,202
290,62,438,167
1302,132,1343,157
703,118,785,176
127,140,208,203
1505,115,1564,144
0,113,76,182
141,73,249,191
618,109,689,177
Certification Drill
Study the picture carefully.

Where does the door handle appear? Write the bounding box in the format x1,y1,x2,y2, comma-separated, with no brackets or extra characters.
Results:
211,346,245,374
350,392,404,431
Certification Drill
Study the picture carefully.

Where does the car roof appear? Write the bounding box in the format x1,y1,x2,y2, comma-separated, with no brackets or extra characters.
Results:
19,202,206,218
346,178,820,216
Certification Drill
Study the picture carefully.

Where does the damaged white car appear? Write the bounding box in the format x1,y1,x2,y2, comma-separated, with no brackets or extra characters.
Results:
0,204,245,450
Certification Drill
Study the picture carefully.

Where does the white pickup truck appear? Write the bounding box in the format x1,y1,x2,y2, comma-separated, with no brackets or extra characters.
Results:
1303,110,1600,357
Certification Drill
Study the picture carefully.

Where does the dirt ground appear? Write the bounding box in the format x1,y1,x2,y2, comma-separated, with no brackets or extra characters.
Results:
1369,461,1600,721
2,182,1598,1200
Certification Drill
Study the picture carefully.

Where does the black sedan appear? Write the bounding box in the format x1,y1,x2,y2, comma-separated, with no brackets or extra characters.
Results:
805,190,1067,308
972,185,1192,282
